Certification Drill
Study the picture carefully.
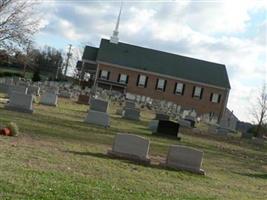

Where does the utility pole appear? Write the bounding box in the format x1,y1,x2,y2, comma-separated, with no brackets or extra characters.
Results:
64,44,72,77
55,61,61,80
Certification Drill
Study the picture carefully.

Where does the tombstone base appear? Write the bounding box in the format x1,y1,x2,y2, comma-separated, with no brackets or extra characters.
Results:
152,132,181,140
40,102,57,107
85,110,110,127
107,150,150,165
161,162,205,175
5,105,33,114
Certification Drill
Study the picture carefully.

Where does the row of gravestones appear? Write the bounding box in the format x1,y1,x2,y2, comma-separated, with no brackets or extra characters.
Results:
83,99,182,141
108,133,205,175
125,92,199,123
49,89,206,172
112,99,196,131
3,82,195,132
76,97,206,166
4,84,59,113
67,88,199,131
8,85,40,97
90,90,195,123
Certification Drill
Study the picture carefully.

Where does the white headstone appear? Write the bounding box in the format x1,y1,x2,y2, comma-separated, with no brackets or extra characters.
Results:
108,133,150,163
40,92,58,106
164,145,205,175
5,91,33,113
84,110,110,127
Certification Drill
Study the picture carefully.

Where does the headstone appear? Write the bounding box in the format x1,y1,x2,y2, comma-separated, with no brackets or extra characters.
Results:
155,120,180,139
184,115,196,127
125,100,135,109
141,96,146,102
241,132,253,139
59,90,72,98
27,86,40,96
0,83,9,93
5,91,33,113
77,94,90,105
155,113,170,121
107,133,150,164
46,86,59,94
84,110,110,127
252,137,265,146
208,125,218,134
8,85,27,96
4,77,13,85
40,92,58,106
90,98,109,113
217,127,229,135
149,120,159,133
123,108,140,120
178,119,192,128
164,145,205,175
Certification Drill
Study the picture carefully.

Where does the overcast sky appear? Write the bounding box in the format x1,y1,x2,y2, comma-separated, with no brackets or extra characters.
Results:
34,0,267,122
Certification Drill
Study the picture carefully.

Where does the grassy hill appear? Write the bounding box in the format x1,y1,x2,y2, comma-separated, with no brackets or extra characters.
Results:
0,95,266,200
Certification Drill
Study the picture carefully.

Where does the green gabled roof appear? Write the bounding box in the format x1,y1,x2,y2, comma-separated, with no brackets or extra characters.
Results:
97,39,231,89
82,46,98,61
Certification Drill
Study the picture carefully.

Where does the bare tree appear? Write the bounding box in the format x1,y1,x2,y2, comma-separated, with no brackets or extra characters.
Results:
0,0,40,51
251,83,267,138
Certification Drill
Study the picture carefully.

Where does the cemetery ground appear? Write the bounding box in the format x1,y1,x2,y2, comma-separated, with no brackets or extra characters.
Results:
0,94,266,200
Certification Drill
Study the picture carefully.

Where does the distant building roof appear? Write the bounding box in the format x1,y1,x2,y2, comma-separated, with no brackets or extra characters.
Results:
82,46,98,61
83,38,231,89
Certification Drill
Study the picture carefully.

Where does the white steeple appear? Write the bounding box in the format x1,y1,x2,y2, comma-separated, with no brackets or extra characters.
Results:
110,2,123,44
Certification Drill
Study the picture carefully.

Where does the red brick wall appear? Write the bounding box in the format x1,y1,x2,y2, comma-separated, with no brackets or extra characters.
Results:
98,63,228,118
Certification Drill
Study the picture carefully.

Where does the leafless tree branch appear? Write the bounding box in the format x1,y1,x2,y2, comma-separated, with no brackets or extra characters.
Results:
250,83,267,138
0,0,40,52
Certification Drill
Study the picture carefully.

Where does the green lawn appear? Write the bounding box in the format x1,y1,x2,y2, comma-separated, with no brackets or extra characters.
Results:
0,96,266,200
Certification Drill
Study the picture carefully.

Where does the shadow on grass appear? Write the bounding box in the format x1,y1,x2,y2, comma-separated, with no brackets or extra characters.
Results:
64,150,206,176
235,172,267,179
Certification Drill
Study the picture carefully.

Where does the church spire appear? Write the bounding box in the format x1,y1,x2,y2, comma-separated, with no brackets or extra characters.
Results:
110,2,123,44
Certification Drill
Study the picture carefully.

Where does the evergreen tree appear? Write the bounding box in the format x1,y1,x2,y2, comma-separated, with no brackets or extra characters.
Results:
32,70,41,82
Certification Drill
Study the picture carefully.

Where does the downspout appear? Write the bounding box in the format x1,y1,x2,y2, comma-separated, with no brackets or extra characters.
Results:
219,88,230,123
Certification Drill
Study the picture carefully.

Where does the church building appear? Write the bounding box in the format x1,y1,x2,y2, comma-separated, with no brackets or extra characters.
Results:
77,5,231,122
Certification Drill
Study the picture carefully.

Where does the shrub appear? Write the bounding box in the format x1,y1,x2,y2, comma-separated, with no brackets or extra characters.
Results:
32,70,41,82
7,122,19,136
0,71,23,77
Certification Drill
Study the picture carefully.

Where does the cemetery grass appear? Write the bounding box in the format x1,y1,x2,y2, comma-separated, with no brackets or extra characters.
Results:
0,97,266,200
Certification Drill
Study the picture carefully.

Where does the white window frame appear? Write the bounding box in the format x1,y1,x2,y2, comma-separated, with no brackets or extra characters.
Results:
100,70,108,80
119,74,127,84
156,79,165,90
175,83,184,95
194,86,202,98
211,93,219,103
138,75,147,87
